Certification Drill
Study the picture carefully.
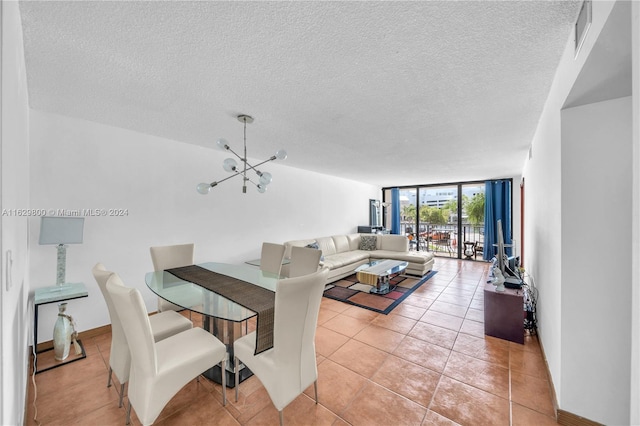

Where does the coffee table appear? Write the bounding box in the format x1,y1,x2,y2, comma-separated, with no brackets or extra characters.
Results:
354,259,409,295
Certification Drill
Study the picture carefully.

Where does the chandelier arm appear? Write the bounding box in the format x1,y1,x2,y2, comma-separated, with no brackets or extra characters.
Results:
244,156,277,175
211,170,244,186
224,146,244,162
244,176,260,187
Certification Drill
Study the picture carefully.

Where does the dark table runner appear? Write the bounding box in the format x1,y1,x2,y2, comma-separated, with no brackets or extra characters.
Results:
165,265,275,355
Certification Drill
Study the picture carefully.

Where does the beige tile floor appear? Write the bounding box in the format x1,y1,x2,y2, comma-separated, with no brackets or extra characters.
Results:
27,258,558,425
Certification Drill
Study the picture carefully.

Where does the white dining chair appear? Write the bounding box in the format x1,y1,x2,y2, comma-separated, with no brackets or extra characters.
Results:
92,263,193,408
149,243,194,313
288,246,322,278
106,273,227,426
260,242,286,275
233,267,329,425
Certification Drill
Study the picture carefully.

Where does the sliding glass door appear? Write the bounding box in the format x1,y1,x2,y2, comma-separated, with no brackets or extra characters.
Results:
460,183,485,260
418,185,458,256
384,181,488,260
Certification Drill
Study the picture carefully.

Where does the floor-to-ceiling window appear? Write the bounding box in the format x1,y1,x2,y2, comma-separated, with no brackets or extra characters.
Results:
384,181,489,260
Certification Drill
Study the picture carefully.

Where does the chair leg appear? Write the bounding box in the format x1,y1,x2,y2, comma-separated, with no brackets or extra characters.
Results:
126,400,132,425
279,410,284,426
118,383,125,408
314,381,318,404
221,357,227,406
234,356,240,402
107,367,113,387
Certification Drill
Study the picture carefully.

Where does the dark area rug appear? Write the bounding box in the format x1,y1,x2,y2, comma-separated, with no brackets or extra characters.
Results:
323,270,438,315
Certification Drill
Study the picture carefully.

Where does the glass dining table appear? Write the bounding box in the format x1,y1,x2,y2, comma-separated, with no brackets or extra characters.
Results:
145,262,280,387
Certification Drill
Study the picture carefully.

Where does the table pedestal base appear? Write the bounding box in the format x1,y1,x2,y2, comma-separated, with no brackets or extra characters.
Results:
203,363,253,388
203,315,253,388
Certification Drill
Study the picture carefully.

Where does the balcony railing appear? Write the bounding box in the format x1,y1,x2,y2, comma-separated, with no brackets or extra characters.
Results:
401,222,485,259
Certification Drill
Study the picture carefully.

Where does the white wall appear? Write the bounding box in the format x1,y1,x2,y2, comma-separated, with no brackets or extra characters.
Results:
521,79,564,404
560,96,632,423
522,1,638,424
630,3,640,423
0,1,31,424
28,110,379,341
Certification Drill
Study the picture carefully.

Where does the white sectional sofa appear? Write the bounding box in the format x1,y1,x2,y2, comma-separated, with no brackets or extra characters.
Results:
282,233,435,284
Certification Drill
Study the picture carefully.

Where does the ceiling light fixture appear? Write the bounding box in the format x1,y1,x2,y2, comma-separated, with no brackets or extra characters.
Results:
197,115,287,195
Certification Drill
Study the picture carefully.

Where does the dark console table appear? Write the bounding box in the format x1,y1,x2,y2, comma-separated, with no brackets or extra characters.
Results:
483,282,524,344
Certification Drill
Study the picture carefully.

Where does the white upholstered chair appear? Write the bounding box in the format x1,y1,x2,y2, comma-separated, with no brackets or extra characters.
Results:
91,263,192,408
260,242,286,275
149,243,194,313
234,267,329,425
106,273,227,426
288,246,322,278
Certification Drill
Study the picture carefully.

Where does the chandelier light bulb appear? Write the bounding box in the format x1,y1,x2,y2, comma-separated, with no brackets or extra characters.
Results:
275,149,287,160
257,184,267,193
216,138,229,150
223,158,237,172
196,183,211,195
259,172,272,186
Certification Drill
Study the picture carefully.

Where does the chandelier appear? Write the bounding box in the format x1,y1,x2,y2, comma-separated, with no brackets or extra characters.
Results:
197,114,287,194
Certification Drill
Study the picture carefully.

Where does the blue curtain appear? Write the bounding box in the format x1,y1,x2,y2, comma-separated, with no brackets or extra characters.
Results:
483,180,512,260
391,188,401,234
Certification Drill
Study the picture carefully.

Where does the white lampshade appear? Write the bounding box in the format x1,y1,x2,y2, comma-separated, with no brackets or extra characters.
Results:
39,217,84,245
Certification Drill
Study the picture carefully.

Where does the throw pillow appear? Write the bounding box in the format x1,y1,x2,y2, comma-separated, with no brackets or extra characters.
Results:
359,235,377,251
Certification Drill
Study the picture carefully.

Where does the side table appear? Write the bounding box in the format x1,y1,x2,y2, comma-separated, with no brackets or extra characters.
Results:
483,282,524,344
33,282,88,374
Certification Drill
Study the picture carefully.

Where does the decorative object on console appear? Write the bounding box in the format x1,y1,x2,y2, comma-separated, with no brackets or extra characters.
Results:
490,267,506,292
39,216,84,286
197,114,287,194
52,302,81,361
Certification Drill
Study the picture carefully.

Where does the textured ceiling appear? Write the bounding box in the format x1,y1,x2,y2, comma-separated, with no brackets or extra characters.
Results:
19,0,582,187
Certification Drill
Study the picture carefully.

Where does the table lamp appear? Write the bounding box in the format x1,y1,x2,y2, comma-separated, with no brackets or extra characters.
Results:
38,216,84,286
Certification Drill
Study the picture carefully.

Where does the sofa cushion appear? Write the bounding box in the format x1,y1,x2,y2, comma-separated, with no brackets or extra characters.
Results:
347,233,361,251
332,235,351,254
321,251,369,269
378,234,409,252
315,236,337,256
370,249,434,264
359,235,377,251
